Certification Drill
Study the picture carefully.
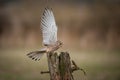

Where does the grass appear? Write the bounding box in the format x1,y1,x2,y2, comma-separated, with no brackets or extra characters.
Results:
0,47,120,80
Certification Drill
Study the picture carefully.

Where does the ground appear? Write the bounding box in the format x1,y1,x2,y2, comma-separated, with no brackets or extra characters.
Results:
0,47,120,80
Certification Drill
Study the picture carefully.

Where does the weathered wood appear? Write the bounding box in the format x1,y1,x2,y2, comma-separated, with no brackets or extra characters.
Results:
71,60,86,76
41,52,85,80
41,71,50,74
59,52,72,80
47,52,60,80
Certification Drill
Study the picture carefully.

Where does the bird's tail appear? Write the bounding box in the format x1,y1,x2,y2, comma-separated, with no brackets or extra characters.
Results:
27,48,46,61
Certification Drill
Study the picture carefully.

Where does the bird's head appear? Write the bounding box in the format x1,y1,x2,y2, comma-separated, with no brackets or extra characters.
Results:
56,40,63,47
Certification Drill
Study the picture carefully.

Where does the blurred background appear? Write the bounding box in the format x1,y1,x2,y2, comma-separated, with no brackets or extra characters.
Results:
0,0,120,80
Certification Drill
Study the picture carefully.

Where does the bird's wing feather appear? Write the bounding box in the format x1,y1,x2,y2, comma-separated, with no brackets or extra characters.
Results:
41,8,57,45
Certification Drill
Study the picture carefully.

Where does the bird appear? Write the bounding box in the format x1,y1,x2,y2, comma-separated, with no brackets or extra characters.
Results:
27,7,63,61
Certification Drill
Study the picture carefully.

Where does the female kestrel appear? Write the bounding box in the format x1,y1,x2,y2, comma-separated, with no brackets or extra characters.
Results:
27,8,63,61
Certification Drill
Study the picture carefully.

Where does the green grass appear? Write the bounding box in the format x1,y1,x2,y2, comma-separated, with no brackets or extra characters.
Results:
0,48,120,80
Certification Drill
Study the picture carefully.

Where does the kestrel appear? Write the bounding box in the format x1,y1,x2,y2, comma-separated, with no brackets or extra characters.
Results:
27,8,63,61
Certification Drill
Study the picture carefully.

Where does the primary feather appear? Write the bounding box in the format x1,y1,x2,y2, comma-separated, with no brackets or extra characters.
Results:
41,8,57,45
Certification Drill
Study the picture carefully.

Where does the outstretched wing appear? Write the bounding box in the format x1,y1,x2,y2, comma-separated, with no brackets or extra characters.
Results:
41,8,57,45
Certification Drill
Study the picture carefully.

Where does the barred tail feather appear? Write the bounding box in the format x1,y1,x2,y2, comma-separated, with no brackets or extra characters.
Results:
27,50,46,61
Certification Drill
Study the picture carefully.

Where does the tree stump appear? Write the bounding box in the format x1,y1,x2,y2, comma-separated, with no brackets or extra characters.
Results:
41,52,86,80
59,52,72,80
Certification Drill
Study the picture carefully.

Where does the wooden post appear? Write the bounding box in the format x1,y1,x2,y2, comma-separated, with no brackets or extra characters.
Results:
47,52,60,80
59,52,72,80
41,52,86,80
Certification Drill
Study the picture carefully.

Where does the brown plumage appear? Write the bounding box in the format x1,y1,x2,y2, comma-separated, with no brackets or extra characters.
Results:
27,41,63,61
